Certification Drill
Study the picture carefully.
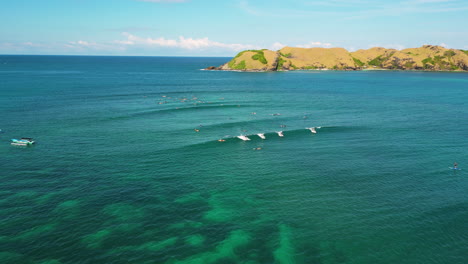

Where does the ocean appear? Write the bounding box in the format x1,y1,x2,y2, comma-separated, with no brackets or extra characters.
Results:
0,55,467,264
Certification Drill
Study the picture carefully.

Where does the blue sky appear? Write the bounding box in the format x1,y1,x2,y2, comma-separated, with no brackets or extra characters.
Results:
1,0,467,56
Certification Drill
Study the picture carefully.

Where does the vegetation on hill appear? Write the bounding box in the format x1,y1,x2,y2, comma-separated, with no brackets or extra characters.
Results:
251,50,267,64
228,60,246,70
276,57,287,71
352,57,365,67
279,52,292,58
369,53,394,67
214,45,468,72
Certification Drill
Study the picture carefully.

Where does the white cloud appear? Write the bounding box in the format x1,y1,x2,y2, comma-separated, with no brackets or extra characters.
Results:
118,32,258,51
105,27,157,32
23,42,40,47
0,41,123,55
368,43,406,50
270,42,286,50
77,40,90,46
114,40,134,45
0,34,263,55
439,43,448,48
296,41,332,48
67,40,126,51
0,42,32,52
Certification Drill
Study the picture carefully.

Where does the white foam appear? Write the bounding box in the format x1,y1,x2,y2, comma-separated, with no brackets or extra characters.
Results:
306,127,317,134
257,133,266,139
237,135,251,141
277,131,284,137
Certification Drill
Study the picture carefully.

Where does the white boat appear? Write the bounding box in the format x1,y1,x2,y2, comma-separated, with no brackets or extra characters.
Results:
307,127,317,133
257,133,266,139
237,135,251,141
277,131,284,137
11,138,35,146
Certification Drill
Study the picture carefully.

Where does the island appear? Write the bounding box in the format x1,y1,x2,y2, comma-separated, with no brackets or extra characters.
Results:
207,45,468,72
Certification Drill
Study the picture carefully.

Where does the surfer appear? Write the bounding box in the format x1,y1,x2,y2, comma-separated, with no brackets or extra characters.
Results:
454,162,458,169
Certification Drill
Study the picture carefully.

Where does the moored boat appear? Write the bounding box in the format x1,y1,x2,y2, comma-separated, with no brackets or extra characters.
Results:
11,138,35,146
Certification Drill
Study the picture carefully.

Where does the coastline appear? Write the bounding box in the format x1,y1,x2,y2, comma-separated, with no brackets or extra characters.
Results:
204,67,468,73
211,45,468,73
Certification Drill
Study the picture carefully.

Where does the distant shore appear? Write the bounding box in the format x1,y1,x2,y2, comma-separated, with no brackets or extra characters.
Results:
207,45,468,72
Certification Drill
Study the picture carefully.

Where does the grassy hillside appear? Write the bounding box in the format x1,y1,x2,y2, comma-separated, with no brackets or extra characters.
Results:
277,47,356,70
351,47,396,67
216,45,468,72
218,49,278,71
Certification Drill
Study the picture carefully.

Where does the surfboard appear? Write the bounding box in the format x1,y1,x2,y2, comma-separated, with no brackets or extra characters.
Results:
237,135,251,141
449,167,461,170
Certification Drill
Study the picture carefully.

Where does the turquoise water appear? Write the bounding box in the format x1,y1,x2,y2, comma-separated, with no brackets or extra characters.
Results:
0,55,467,264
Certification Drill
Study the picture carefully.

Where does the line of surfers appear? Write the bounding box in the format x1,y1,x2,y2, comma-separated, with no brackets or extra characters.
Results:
197,126,320,143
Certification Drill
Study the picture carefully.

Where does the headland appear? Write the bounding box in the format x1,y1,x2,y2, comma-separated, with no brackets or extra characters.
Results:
206,45,468,72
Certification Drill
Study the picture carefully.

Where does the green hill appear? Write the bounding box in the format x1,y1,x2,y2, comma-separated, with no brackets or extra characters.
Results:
210,45,468,72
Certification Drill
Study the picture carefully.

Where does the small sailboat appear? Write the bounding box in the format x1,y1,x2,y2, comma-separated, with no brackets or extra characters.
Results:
276,131,284,137
257,133,266,139
237,135,251,141
11,138,35,146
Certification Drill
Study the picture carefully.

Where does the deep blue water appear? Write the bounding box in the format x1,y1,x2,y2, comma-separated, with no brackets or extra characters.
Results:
0,55,467,264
